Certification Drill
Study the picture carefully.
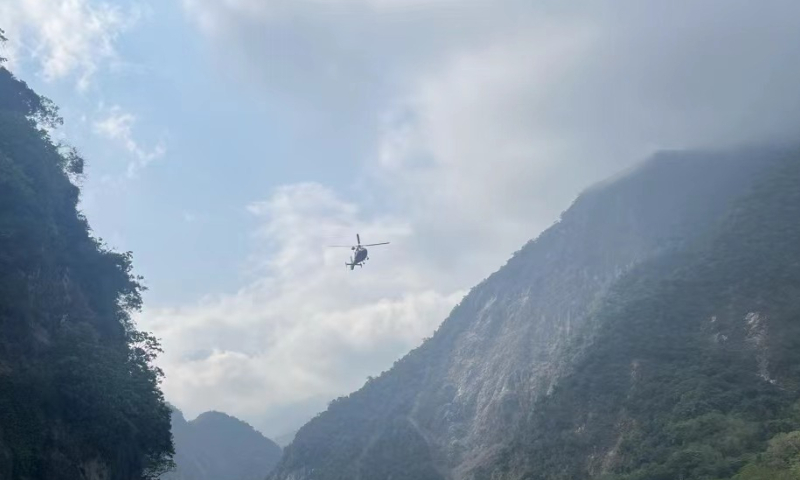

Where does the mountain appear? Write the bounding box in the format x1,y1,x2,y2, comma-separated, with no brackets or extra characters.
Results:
269,146,800,480
0,33,173,480
161,407,282,480
495,151,800,480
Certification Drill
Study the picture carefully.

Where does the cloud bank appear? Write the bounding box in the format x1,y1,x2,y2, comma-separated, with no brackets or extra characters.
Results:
138,183,464,436
0,0,143,90
183,0,800,263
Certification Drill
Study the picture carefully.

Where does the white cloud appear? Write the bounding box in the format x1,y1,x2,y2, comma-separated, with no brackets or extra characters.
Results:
181,0,800,274
93,105,166,178
0,0,140,90
372,24,603,265
369,0,800,271
138,183,465,434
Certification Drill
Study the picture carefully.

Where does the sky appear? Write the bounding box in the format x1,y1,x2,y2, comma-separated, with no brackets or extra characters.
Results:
2,0,800,439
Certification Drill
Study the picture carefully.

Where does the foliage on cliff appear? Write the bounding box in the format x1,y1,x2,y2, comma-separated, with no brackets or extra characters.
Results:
492,153,800,480
0,31,174,480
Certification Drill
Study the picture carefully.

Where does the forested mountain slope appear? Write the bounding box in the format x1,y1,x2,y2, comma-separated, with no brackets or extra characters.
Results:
270,147,792,480
162,407,282,480
0,32,173,480
493,151,800,480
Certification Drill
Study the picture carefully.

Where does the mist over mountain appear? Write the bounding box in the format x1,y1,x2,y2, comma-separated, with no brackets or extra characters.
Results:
274,431,298,448
162,407,281,480
253,394,330,441
269,147,800,480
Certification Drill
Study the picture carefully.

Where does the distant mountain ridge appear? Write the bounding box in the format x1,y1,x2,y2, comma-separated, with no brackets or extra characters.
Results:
269,146,800,480
162,407,282,480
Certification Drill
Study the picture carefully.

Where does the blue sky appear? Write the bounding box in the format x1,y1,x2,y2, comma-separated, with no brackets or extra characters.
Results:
6,0,374,305
3,0,800,439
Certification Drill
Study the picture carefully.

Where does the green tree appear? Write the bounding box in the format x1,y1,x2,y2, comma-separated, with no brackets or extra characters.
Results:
0,30,174,480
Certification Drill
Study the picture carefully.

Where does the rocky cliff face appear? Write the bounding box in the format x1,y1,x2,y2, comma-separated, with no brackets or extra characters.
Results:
270,147,789,480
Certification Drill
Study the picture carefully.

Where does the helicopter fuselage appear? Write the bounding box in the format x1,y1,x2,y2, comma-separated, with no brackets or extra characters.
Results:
353,246,368,264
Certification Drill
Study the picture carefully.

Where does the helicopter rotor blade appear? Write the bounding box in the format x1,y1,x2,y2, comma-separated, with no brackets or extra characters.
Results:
357,233,361,245
363,242,390,246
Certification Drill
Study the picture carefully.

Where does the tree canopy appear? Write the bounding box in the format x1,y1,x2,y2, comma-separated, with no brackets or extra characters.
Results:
0,31,174,480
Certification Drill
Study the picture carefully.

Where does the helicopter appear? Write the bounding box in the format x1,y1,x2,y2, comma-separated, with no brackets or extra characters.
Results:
329,233,390,270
